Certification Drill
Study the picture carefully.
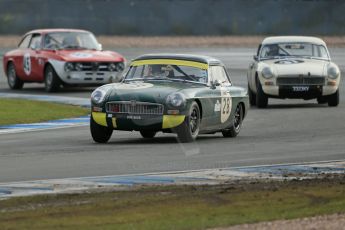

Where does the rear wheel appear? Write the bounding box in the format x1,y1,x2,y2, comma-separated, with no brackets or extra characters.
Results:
256,79,268,108
175,101,200,143
90,115,113,143
248,83,256,106
222,103,243,138
140,131,157,138
44,65,61,92
328,90,339,107
7,62,24,89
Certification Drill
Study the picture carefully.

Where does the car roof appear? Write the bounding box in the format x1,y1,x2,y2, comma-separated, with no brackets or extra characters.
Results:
24,28,91,36
133,54,223,66
262,36,327,46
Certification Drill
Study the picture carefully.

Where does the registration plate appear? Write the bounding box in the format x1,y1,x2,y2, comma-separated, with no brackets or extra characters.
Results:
292,86,309,92
126,115,142,120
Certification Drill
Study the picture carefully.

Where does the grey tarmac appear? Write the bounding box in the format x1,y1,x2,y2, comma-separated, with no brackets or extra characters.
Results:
0,47,345,183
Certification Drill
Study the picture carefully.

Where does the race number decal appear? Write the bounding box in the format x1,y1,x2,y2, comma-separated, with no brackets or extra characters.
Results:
23,53,31,75
220,90,231,123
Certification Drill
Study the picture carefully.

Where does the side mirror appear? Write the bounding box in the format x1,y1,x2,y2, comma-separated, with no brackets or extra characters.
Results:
253,55,258,61
211,79,221,89
98,43,103,51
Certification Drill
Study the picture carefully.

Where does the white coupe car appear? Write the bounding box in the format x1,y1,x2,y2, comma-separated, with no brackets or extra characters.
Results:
247,36,340,108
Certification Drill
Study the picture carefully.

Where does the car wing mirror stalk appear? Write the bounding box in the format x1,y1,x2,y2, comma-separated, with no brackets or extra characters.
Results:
253,55,258,61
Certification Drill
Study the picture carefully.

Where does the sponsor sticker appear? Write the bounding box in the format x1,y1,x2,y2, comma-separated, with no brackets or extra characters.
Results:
70,52,93,58
214,100,221,112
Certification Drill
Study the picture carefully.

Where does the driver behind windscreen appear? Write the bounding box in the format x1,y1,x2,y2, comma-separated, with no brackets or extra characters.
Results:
266,44,279,57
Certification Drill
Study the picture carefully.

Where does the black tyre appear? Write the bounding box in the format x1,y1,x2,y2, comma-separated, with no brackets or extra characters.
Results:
328,90,339,107
7,62,24,89
222,103,243,138
317,97,327,104
44,65,61,92
248,83,256,106
140,131,157,138
90,115,113,143
256,79,268,108
175,101,200,143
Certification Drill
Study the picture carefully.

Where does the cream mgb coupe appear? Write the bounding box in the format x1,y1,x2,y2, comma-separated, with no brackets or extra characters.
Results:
247,36,340,108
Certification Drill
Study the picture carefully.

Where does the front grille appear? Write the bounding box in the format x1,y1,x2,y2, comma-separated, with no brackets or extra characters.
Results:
77,62,110,71
106,102,164,115
276,76,325,86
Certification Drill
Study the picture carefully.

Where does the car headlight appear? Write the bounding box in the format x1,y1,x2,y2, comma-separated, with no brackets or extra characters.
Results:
328,65,340,79
64,62,74,72
91,85,112,104
166,92,186,107
75,63,83,71
261,66,274,79
108,63,117,72
116,62,125,72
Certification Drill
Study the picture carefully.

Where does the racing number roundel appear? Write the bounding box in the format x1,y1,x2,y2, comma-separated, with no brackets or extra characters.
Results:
23,53,31,75
221,90,231,123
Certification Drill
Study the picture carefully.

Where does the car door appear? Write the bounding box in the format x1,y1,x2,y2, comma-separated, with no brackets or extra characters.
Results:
207,65,232,129
14,34,32,79
26,33,44,81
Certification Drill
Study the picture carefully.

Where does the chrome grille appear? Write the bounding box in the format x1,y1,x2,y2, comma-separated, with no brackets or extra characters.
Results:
106,102,164,115
276,76,325,86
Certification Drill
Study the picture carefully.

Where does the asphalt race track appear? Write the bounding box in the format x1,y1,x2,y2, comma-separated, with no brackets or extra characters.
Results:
0,47,345,183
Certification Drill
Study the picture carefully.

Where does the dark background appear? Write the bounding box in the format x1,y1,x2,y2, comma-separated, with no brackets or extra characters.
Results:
0,0,344,35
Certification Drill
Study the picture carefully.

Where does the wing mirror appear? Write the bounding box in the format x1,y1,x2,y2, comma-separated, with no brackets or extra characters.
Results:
211,79,221,89
253,55,258,61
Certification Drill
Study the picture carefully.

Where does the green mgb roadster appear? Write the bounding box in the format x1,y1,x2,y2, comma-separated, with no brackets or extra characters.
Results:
90,54,249,143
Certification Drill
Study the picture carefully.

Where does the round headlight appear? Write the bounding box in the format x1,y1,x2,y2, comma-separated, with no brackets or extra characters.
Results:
64,62,74,72
116,62,125,72
166,92,186,107
91,85,112,104
261,66,274,79
75,63,83,71
108,63,117,72
328,65,340,79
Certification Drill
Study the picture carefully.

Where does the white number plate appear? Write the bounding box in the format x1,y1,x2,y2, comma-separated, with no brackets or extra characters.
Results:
292,86,309,92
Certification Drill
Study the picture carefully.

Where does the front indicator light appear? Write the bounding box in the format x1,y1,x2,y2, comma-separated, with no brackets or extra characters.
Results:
328,80,337,86
265,81,274,86
167,110,180,115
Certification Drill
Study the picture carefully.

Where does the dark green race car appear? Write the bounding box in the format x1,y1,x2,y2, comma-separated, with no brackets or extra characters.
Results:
90,54,249,143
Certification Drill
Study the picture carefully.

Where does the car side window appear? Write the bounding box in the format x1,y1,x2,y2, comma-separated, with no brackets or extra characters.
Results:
29,34,42,50
210,66,230,85
18,35,32,49
319,45,329,59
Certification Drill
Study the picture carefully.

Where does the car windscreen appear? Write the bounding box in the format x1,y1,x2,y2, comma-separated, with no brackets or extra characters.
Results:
125,61,208,84
260,43,329,60
43,32,99,50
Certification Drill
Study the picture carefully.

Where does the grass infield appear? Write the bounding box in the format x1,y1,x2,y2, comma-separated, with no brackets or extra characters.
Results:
0,98,89,126
0,176,344,230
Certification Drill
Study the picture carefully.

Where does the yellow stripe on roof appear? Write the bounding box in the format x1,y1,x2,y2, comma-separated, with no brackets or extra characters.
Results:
131,59,208,70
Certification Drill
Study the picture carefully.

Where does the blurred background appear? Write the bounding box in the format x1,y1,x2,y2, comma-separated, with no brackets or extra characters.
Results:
0,0,344,36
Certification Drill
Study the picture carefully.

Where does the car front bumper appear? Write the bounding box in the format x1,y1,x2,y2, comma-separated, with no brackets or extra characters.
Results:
92,112,186,131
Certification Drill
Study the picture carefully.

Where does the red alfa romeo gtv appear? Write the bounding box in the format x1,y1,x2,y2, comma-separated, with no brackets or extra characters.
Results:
3,29,125,92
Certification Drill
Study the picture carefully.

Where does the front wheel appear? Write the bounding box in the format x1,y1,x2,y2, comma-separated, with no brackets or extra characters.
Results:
7,62,24,89
175,101,200,143
90,115,113,143
222,104,243,138
328,90,339,107
248,83,256,106
44,65,61,92
256,79,268,108
140,131,157,138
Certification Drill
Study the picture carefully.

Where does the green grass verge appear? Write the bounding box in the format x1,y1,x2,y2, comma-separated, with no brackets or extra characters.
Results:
0,177,344,230
0,98,89,125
